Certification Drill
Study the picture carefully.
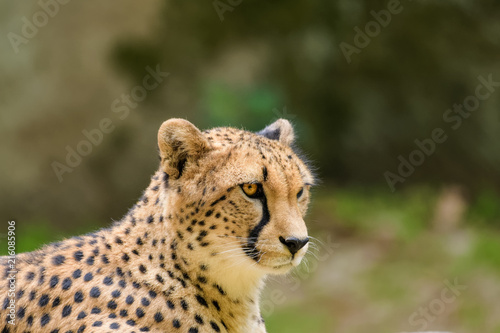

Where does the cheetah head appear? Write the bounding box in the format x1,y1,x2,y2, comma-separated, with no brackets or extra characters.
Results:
157,118,314,277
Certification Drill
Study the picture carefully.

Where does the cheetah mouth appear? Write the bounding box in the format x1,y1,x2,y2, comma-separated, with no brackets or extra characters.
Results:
269,262,293,270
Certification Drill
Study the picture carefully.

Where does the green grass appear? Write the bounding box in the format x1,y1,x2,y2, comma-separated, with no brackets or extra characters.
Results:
264,304,333,333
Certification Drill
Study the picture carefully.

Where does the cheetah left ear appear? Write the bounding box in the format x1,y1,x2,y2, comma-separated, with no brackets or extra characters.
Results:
158,119,211,179
257,119,295,146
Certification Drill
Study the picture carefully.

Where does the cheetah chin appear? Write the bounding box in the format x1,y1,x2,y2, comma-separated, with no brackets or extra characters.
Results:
1,118,315,333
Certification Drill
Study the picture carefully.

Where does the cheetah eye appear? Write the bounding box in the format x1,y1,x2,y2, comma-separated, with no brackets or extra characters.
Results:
241,183,263,198
297,187,304,199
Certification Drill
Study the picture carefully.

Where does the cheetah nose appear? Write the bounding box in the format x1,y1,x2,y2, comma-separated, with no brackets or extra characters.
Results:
279,236,309,255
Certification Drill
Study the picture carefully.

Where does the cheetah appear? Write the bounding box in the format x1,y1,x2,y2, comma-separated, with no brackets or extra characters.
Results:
1,118,315,333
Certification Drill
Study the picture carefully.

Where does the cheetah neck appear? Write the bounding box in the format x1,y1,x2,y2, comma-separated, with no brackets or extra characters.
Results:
108,171,267,330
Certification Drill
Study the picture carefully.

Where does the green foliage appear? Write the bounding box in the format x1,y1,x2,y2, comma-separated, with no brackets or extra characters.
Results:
201,82,283,130
468,189,500,227
265,304,332,333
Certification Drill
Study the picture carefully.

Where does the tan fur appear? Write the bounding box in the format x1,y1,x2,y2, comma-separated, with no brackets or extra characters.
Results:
0,119,314,333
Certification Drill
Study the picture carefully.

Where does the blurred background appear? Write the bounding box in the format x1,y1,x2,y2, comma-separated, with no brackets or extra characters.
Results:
1,0,500,332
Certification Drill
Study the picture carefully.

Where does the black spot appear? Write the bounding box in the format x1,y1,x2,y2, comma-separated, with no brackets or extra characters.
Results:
166,300,175,309
107,300,117,310
84,272,93,282
117,267,125,276
91,307,101,314
141,297,150,306
212,300,221,311
139,265,147,273
52,297,61,307
62,305,72,317
101,254,110,264
49,275,59,288
74,291,84,303
126,295,134,304
77,311,87,320
195,294,208,307
136,307,145,318
188,328,199,333
120,309,128,317
38,267,46,285
126,319,136,326
214,284,226,295
93,321,103,327
110,323,120,329
210,321,221,332
90,287,101,298
52,255,65,265
86,256,95,265
173,319,181,328
180,299,188,310
27,315,33,326
103,276,113,285
112,290,121,298
62,278,72,290
147,215,154,223
194,314,204,324
156,274,164,284
154,312,164,323
25,272,35,282
205,210,213,217
73,251,84,262
41,313,50,327
149,290,157,298
17,306,26,318
115,237,123,244
73,269,82,279
38,294,49,307
122,253,130,262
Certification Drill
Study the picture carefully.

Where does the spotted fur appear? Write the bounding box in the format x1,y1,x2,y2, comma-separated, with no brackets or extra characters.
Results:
0,118,314,333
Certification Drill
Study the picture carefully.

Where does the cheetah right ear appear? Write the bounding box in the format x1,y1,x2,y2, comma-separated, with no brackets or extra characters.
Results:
257,118,295,146
158,119,211,179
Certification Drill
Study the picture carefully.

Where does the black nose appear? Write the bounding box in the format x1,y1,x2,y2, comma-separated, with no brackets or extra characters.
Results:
279,236,309,255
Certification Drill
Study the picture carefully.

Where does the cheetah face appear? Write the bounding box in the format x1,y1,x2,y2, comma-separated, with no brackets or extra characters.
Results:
158,118,314,275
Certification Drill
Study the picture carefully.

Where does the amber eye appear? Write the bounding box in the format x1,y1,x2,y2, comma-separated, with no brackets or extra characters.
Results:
241,183,262,198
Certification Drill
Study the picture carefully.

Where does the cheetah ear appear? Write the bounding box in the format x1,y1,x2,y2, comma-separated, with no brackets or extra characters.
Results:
257,119,295,146
158,119,211,179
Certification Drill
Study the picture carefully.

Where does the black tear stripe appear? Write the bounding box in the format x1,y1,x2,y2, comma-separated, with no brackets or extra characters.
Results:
262,166,268,182
245,195,270,261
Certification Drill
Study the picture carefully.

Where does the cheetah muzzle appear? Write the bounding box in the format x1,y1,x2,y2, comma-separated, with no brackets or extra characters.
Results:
1,118,315,333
